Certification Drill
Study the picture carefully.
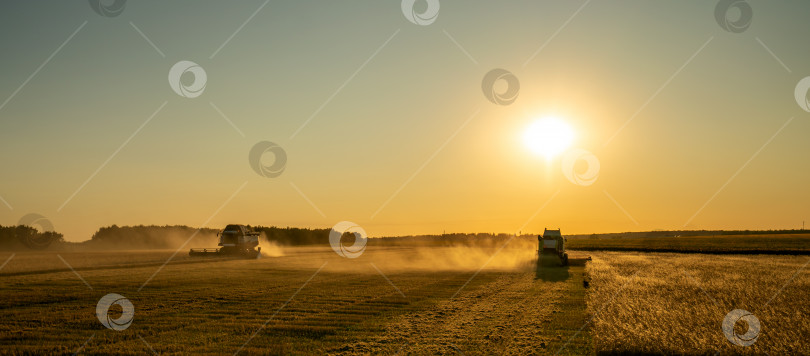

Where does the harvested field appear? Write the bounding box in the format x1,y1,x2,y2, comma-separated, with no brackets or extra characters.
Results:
0,247,592,355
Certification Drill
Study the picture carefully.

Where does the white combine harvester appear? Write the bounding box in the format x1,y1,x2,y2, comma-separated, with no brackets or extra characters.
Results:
189,224,261,259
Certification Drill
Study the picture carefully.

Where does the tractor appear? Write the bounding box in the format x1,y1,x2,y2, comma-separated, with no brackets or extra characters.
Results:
538,228,568,266
189,224,261,258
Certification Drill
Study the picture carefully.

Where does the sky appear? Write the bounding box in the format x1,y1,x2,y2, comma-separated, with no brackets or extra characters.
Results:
1,0,810,242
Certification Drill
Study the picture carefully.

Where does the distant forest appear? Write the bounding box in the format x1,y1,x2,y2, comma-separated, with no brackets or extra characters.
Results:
0,225,64,250
86,225,333,249
1,223,808,250
0,224,334,250
566,229,810,239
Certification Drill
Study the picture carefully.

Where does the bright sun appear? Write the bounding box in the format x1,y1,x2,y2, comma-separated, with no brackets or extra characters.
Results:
523,117,575,159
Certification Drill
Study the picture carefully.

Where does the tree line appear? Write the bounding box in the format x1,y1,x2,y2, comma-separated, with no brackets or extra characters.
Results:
84,225,334,249
5,223,808,251
0,225,64,250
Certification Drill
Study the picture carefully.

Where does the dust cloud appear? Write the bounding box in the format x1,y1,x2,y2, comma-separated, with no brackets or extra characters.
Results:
403,244,535,271
259,232,284,257
78,227,220,251
328,237,541,272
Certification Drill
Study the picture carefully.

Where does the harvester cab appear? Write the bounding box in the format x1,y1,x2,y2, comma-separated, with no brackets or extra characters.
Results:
189,224,261,258
538,228,568,266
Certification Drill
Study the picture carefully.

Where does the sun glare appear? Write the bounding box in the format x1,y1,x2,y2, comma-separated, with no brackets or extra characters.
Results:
523,117,575,159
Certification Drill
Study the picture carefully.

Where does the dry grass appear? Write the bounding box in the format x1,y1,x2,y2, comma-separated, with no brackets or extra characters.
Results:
586,252,810,354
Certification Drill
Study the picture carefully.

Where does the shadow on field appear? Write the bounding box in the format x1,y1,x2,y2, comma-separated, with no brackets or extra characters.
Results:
534,256,570,281
534,255,591,281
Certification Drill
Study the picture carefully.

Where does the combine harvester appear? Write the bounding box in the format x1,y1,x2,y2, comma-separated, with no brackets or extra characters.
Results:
189,224,261,259
538,228,568,266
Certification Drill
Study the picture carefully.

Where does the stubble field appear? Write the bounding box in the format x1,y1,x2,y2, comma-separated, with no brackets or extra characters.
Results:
0,245,590,355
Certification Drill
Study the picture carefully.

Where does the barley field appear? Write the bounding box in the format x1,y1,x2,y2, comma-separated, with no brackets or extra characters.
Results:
586,252,810,354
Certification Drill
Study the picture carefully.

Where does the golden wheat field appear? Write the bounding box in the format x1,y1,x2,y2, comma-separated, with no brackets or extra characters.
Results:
586,252,810,354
